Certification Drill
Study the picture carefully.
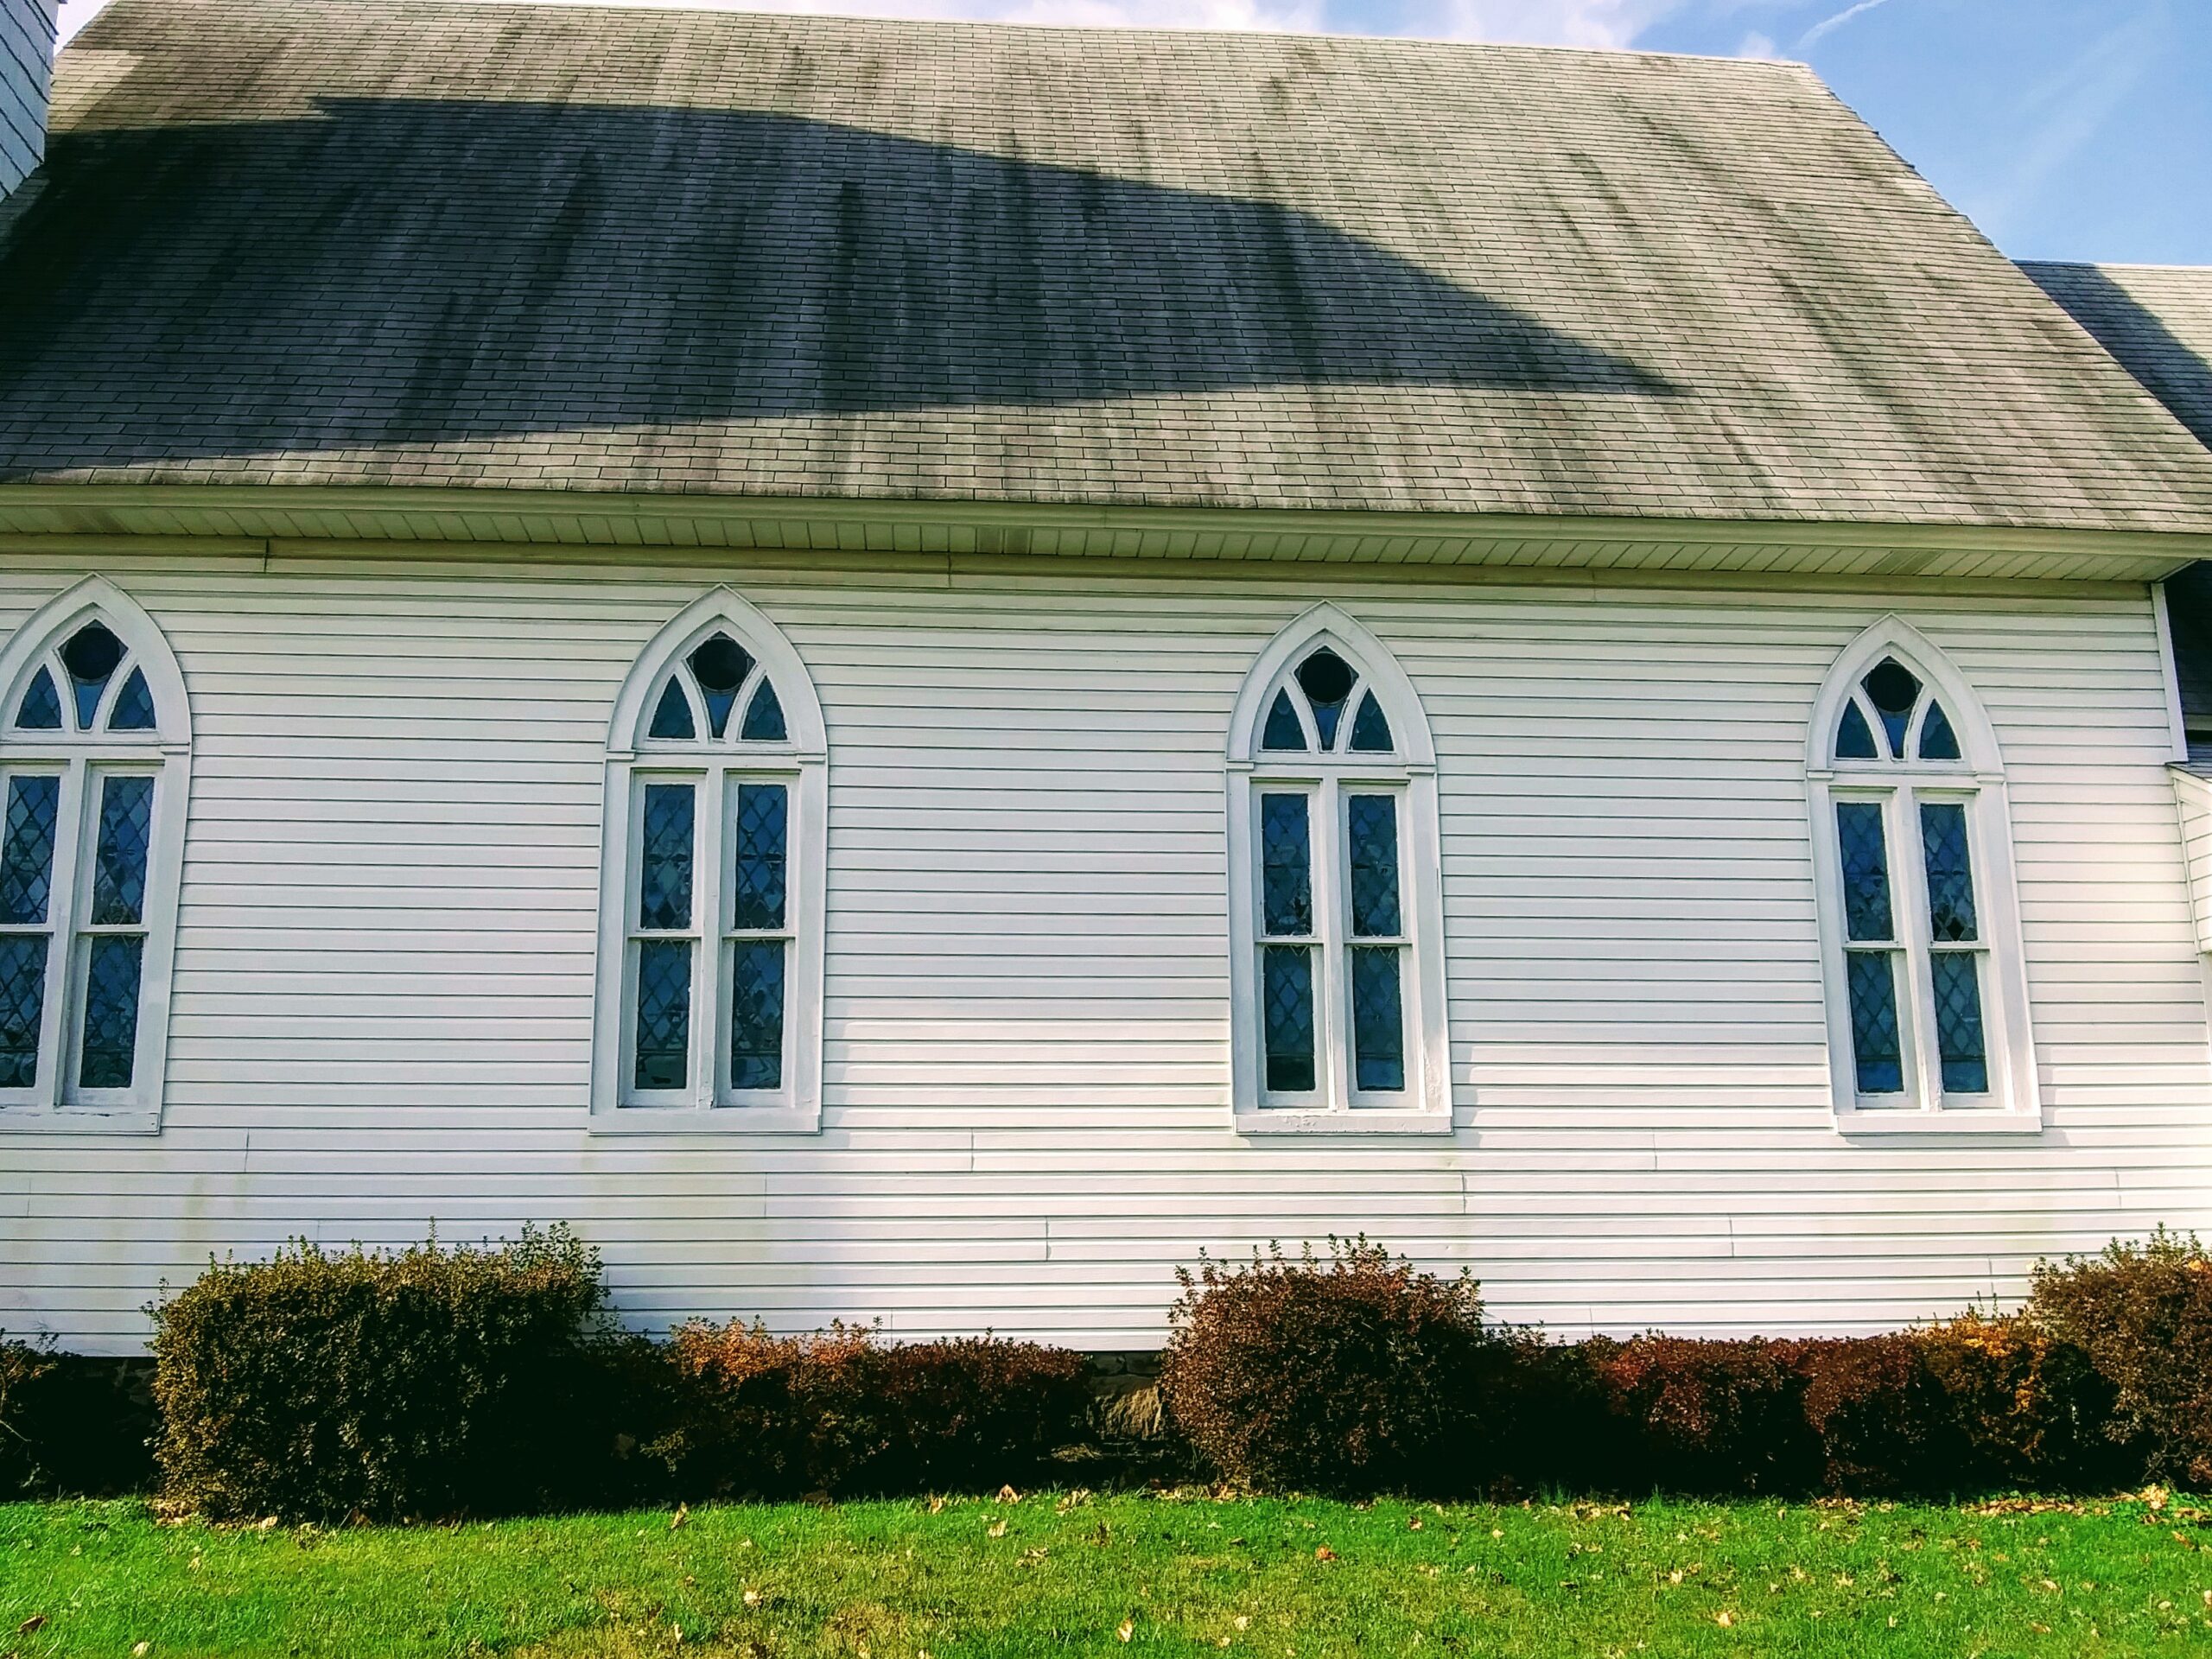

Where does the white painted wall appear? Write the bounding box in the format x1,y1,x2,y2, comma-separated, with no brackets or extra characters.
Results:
3,547,2209,1353
0,1,55,199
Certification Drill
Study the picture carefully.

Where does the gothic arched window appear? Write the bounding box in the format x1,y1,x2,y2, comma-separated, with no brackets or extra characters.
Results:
593,590,827,1132
0,578,191,1130
1808,620,2038,1130
1226,605,1448,1134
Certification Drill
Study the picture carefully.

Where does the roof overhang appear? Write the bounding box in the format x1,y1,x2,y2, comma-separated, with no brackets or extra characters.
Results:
0,485,2201,586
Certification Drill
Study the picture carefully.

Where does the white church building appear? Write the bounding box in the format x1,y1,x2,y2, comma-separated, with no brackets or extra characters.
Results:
4,0,2212,1352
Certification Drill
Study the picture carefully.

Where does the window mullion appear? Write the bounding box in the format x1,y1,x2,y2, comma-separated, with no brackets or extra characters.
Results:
1891,787,1941,1113
1319,776,1351,1113
40,759,89,1105
696,767,727,1109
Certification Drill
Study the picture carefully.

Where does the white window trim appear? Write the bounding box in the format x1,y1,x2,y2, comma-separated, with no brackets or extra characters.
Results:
0,576,190,1136
1225,603,1450,1135
591,588,828,1135
1806,617,2040,1135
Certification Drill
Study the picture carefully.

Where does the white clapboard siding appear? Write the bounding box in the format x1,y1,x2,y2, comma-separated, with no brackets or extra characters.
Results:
2,550,2210,1351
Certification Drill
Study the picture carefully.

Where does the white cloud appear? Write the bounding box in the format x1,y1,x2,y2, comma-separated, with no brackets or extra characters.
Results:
1733,29,1780,58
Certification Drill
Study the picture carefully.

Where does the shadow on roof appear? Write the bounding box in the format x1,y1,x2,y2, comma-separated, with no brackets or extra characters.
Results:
0,98,1672,465
2024,264,2212,452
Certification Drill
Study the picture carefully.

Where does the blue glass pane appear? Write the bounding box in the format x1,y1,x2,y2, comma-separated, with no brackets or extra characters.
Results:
1347,794,1402,938
729,939,786,1091
1861,658,1921,759
637,784,695,931
740,679,787,742
1259,794,1311,938
77,934,143,1090
732,784,788,931
60,623,124,731
1260,689,1306,752
1931,953,1989,1094
1,775,60,926
1350,692,1393,753
632,939,691,1090
1846,950,1904,1095
1917,700,1961,761
0,935,45,1090
107,668,156,733
1919,802,1978,944
1835,801,1893,943
648,679,696,740
1262,945,1315,1093
91,775,154,926
1351,946,1405,1092
1297,649,1356,749
689,635,753,740
1835,700,1878,760
14,667,60,731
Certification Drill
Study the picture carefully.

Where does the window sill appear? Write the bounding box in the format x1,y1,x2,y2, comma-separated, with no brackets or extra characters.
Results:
0,1105,162,1135
588,1104,822,1135
1834,1109,2044,1137
1234,1109,1452,1137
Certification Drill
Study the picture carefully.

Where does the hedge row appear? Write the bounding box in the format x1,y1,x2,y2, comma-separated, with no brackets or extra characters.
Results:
3,1227,2209,1518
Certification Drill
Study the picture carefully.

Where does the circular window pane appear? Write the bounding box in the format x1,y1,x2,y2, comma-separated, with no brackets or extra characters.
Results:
60,621,125,683
688,633,753,695
1295,647,1357,707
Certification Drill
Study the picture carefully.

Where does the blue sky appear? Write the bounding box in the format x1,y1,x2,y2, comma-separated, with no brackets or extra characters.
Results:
56,0,2208,263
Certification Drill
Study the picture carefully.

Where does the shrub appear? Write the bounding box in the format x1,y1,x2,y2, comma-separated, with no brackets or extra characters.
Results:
0,1339,157,1498
1584,1337,1821,1495
1791,1334,1948,1496
660,1321,1088,1497
1915,1311,2121,1493
2027,1229,2212,1487
0,1336,59,1496
1158,1239,1510,1494
150,1226,609,1521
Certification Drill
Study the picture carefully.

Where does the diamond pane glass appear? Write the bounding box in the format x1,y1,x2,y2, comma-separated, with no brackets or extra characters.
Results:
1919,801,1978,944
1930,951,1989,1095
648,679,696,740
1351,946,1405,1093
14,666,60,731
689,634,753,739
60,623,124,731
1347,794,1401,938
1349,691,1394,753
1917,700,1961,761
637,784,695,931
1835,700,1878,760
77,934,143,1090
732,783,788,931
728,939,786,1091
91,775,154,926
1861,658,1922,758
632,939,691,1091
1262,944,1316,1093
107,668,156,732
1835,801,1894,943
740,679,786,742
1258,793,1311,938
1,775,60,926
1260,689,1306,752
1297,649,1357,749
1845,949,1904,1096
0,935,45,1090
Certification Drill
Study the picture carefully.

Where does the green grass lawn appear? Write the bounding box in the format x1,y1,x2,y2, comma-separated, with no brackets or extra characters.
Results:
3,1491,2211,1657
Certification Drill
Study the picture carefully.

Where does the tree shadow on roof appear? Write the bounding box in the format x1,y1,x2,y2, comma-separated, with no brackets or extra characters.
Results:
0,98,1673,467
2024,263,2212,451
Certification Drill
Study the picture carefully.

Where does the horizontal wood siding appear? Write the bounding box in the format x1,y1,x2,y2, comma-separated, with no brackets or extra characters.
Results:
3,550,2209,1351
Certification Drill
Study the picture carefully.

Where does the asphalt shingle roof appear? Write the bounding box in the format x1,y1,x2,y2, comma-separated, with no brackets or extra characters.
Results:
4,0,2210,531
2024,263,2212,456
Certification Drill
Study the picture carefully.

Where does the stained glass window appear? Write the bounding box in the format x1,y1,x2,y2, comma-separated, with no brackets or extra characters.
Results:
108,669,156,733
1262,945,1316,1093
732,784,788,931
1919,803,1977,944
1846,950,1904,1095
1930,953,1988,1094
15,667,61,731
729,940,785,1090
91,776,154,927
649,680,696,740
1261,689,1306,752
78,934,144,1090
1297,649,1357,748
1836,700,1878,760
1349,692,1393,753
1346,795,1401,938
689,634,753,739
637,785,695,931
1917,701,1961,761
632,940,691,1090
1861,658,1921,758
1259,794,1311,937
1351,947,1404,1092
0,935,42,1090
1,776,60,926
741,680,786,743
60,623,125,731
1835,802,1893,943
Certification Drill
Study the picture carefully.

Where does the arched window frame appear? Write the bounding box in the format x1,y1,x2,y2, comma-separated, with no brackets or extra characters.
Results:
0,576,191,1134
1806,618,2040,1134
591,589,828,1134
1226,604,1449,1135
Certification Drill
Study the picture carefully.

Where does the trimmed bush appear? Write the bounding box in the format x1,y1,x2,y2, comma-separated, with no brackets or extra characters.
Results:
1158,1239,1515,1494
151,1226,609,1521
2028,1228,2212,1487
0,1339,157,1498
1585,1337,1821,1495
660,1320,1089,1497
1915,1311,2121,1493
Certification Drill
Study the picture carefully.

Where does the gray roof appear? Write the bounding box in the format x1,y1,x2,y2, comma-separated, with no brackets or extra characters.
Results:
4,0,2211,531
2024,263,2212,455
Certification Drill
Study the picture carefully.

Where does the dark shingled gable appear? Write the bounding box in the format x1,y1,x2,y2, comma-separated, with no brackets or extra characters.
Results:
3,0,2210,530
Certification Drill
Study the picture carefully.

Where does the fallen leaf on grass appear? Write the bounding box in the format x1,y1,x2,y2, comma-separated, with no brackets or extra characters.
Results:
17,1617,45,1636
1116,1618,1135,1643
1314,1547,1337,1562
987,1520,1009,1539
742,1590,761,1608
1713,1611,1734,1628
671,1504,689,1531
